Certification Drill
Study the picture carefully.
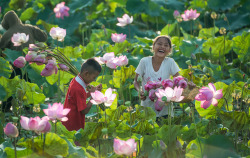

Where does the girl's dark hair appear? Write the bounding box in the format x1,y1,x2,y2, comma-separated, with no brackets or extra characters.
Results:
80,58,102,73
153,35,172,49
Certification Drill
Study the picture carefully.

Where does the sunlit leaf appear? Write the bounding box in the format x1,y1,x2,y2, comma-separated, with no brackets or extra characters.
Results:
232,31,250,62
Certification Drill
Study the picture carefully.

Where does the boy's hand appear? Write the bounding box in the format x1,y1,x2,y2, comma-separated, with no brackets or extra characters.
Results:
87,85,96,93
96,84,102,91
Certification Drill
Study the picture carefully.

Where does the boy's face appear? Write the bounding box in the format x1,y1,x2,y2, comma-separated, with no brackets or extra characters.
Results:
82,71,100,84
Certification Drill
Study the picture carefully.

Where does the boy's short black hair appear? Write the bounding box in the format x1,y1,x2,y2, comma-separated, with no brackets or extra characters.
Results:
80,58,102,73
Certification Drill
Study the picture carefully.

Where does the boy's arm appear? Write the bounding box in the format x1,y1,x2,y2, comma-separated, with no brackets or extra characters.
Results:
81,100,93,115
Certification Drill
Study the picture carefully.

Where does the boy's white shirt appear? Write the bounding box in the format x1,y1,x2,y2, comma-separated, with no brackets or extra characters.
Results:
135,56,180,117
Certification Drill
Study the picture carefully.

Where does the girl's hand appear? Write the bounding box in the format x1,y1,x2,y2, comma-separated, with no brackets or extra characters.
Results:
140,91,146,101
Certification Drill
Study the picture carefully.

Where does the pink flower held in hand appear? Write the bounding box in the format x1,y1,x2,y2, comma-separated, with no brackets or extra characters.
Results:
117,14,133,27
14,56,26,68
90,88,116,106
149,89,157,101
11,33,29,46
155,86,184,102
25,51,37,62
58,63,69,71
195,83,223,109
114,138,137,156
162,79,174,88
34,54,46,65
178,79,187,89
111,33,126,43
4,123,19,138
181,9,200,21
43,102,70,123
54,2,70,19
173,76,185,86
50,27,66,42
154,100,164,111
100,52,115,64
41,59,58,76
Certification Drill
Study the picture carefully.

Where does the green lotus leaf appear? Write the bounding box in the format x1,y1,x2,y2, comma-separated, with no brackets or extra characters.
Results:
232,31,250,62
0,57,12,78
202,36,233,59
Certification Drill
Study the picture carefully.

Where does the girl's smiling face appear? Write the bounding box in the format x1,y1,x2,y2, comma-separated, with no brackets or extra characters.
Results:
153,37,171,58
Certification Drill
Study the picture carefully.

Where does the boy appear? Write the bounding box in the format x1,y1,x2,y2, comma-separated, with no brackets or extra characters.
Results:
62,58,102,131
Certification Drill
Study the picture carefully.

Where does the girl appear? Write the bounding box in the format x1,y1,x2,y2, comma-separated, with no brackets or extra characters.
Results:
134,35,180,119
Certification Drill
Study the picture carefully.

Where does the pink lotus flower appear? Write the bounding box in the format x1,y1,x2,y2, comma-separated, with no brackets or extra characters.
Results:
181,9,200,21
149,89,157,101
106,57,119,69
111,33,126,43
94,57,104,65
20,116,51,133
53,2,70,19
25,51,37,62
154,100,163,111
90,88,116,106
28,44,39,51
14,56,26,68
41,59,58,76
117,55,128,66
113,138,137,156
178,79,187,89
155,86,184,102
43,102,70,123
144,81,162,92
195,83,223,109
11,33,29,46
173,10,180,18
58,63,69,71
4,123,19,138
34,54,46,65
100,52,115,64
49,27,66,42
162,79,174,88
117,14,133,27
173,76,185,86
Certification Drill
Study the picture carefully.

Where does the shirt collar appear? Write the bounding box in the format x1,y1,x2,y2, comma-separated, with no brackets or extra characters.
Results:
75,74,87,91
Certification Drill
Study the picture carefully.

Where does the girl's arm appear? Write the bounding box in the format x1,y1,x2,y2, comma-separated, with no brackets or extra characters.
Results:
134,74,146,100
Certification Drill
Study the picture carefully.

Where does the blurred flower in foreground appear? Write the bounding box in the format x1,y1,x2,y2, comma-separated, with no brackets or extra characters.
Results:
43,102,70,123
4,123,19,138
195,83,223,109
14,56,26,68
54,2,70,19
117,14,133,27
181,9,200,21
50,27,66,42
11,33,29,46
111,33,126,43
113,138,137,156
173,10,180,18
